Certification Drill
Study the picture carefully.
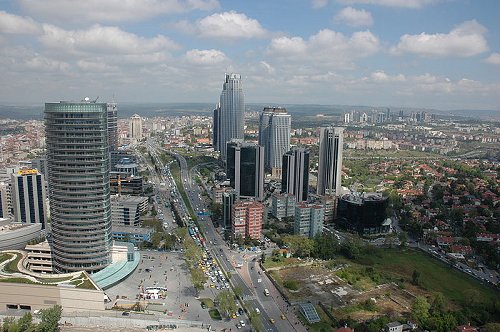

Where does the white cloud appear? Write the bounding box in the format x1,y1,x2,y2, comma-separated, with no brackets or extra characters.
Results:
312,0,328,8
25,55,70,72
0,10,41,34
19,0,219,23
334,7,374,27
40,24,179,56
196,11,267,39
391,20,488,57
485,53,500,65
267,28,380,67
185,49,228,65
337,0,440,9
369,70,405,82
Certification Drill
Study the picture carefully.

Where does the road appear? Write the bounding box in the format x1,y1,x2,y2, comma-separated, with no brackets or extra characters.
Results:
147,141,301,332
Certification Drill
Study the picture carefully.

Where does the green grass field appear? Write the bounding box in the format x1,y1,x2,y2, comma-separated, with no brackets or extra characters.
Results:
362,249,498,305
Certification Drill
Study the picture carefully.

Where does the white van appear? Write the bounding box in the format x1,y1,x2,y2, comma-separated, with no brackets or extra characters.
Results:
264,289,270,296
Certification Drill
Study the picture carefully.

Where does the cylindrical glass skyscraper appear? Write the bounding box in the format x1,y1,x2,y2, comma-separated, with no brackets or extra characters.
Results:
45,101,112,273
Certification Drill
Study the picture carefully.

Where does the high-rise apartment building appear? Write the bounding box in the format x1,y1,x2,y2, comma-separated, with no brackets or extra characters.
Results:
258,107,291,178
282,148,309,202
10,169,46,228
271,193,295,220
129,114,143,141
226,140,264,201
317,126,344,196
45,101,112,273
231,200,264,240
214,74,244,160
294,203,324,238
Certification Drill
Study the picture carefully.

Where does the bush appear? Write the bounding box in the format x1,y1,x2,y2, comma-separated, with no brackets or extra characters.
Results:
284,280,300,291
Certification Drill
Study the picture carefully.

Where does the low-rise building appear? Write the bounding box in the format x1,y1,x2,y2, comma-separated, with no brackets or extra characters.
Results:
112,225,153,244
111,195,148,226
25,240,53,274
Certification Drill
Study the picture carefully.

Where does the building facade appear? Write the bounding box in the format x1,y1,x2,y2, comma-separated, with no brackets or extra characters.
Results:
0,181,10,219
111,195,148,226
10,169,46,228
231,200,264,240
222,189,238,229
129,114,143,141
226,140,264,201
317,126,344,196
271,193,295,220
107,103,118,151
282,148,309,202
214,74,245,160
45,101,112,273
294,203,324,238
258,107,291,178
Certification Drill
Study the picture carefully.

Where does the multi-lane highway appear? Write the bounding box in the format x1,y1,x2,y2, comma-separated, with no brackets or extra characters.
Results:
144,139,302,331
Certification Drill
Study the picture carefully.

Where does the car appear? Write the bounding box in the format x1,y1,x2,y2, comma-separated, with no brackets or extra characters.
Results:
122,311,130,316
201,303,207,309
254,308,260,314
281,314,286,320
269,318,275,324
238,308,244,315
239,320,246,327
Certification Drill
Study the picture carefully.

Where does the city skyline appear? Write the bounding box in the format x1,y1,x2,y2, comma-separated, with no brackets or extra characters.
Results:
0,1,499,110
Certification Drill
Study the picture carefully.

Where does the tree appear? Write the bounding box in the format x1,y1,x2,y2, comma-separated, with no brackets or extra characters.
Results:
38,305,62,332
398,231,408,247
17,312,34,332
283,235,315,257
430,293,446,315
340,239,362,259
215,290,237,317
233,286,244,299
412,269,421,286
2,317,16,332
484,323,500,332
411,296,430,326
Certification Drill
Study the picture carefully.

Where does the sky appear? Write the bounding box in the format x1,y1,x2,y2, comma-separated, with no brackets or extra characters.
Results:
0,0,499,110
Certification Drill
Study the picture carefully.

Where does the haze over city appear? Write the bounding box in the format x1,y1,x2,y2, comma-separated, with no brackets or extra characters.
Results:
1,0,500,110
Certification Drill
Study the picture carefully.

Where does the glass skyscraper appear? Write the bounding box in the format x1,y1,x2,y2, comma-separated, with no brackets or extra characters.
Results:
258,107,291,178
282,148,309,202
214,73,245,160
317,126,344,196
226,140,264,201
45,101,112,273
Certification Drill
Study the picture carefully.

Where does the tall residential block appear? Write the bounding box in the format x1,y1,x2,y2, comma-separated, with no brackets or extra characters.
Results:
231,200,264,240
258,107,291,178
10,169,46,228
45,101,112,273
129,114,143,141
294,203,324,238
317,126,344,196
282,148,309,202
271,193,295,220
214,74,245,160
226,140,264,201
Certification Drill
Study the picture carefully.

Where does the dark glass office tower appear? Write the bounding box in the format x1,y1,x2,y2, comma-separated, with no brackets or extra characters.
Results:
317,126,344,196
45,100,112,273
282,148,309,202
226,140,264,201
